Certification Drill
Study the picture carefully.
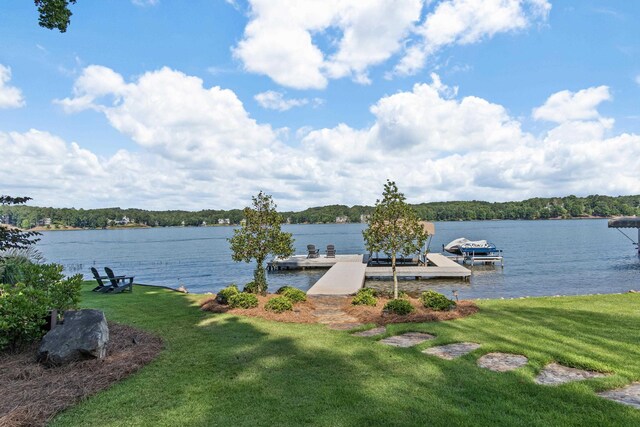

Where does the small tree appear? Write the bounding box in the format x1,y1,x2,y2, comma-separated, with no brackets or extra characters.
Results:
363,181,428,299
0,196,41,252
228,192,294,295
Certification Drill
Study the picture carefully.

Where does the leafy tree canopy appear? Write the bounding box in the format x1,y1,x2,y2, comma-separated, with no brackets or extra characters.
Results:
34,0,77,32
363,180,428,299
228,192,294,294
0,196,40,252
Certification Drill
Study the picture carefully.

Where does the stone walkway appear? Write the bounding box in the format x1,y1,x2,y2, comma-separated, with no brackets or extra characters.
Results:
379,332,435,348
353,326,386,337
534,363,607,386
477,352,528,372
309,296,363,330
598,382,640,409
423,342,480,360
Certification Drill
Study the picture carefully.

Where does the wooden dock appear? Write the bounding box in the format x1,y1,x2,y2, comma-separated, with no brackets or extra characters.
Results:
274,252,471,295
307,262,367,295
365,254,470,280
268,254,364,270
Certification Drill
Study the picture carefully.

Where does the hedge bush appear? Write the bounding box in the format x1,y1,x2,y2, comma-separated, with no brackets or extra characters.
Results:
265,296,294,313
228,292,259,309
351,288,378,306
383,298,414,315
216,284,239,305
0,262,82,351
421,290,456,311
276,286,307,303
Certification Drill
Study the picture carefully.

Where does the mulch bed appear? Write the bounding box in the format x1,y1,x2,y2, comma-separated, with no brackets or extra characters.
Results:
201,294,478,326
0,322,163,427
344,297,478,325
201,295,319,323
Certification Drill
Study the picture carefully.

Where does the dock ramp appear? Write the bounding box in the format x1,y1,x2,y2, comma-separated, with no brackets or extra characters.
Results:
307,262,366,295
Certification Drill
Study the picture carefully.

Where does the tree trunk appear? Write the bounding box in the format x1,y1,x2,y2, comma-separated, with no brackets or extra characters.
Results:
254,257,267,295
391,253,398,299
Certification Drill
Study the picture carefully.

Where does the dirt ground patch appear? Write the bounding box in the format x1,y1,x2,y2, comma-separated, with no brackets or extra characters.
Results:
0,322,163,427
201,294,478,326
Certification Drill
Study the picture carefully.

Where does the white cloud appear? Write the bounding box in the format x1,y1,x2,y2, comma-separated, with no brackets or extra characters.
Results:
532,86,611,123
395,0,551,75
0,64,25,109
5,66,636,210
254,90,322,111
233,0,550,89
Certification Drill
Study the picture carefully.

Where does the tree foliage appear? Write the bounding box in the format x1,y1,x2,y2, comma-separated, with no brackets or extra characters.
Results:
0,194,638,230
228,192,294,295
0,196,40,252
34,0,77,32
363,181,428,299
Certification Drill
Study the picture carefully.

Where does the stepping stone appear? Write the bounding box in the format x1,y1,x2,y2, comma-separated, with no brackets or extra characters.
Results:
379,332,435,348
477,352,528,372
327,322,364,331
423,342,480,360
353,327,386,337
598,382,640,409
534,363,606,386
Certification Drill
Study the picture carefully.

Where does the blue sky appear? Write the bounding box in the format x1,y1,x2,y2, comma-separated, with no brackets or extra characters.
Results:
0,0,639,210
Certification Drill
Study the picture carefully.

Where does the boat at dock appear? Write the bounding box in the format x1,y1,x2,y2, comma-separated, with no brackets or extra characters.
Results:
444,238,497,255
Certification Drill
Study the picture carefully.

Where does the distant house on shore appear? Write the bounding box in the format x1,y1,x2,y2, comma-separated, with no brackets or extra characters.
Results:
37,218,52,226
201,221,207,226
0,214,14,225
108,216,131,226
360,214,370,223
335,216,349,224
218,218,230,225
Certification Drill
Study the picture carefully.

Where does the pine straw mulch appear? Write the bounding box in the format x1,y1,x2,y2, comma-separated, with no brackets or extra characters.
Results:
201,294,478,326
0,322,163,427
344,297,478,325
201,294,319,323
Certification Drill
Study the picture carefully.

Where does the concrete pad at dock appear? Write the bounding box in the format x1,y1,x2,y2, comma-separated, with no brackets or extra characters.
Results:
307,262,367,295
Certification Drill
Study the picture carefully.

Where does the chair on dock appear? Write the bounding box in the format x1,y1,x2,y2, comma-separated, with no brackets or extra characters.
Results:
90,267,111,292
326,244,336,258
103,267,135,293
307,244,320,258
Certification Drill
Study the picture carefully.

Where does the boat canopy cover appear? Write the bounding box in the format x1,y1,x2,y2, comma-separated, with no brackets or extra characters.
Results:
608,217,640,229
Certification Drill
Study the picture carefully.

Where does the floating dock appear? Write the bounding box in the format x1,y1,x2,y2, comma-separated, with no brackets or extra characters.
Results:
271,253,471,296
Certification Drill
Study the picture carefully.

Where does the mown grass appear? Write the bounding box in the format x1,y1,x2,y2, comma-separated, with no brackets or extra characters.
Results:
51,284,640,426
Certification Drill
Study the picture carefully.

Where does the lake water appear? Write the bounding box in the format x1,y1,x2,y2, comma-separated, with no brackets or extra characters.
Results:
35,220,639,300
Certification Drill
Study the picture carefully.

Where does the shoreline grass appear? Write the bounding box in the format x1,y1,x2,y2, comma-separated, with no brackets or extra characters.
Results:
50,283,640,426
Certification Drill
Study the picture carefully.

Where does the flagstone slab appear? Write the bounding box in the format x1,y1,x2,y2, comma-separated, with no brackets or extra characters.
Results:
477,352,528,372
598,383,640,409
379,332,435,348
353,327,386,337
422,342,481,360
534,363,606,386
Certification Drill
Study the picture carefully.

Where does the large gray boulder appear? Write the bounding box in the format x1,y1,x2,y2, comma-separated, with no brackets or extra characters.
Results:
38,309,109,366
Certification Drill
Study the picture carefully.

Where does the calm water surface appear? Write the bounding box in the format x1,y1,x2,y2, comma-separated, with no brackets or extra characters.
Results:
36,220,639,299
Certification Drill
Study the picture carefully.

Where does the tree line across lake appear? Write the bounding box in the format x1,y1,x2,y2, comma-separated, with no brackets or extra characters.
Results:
0,194,638,230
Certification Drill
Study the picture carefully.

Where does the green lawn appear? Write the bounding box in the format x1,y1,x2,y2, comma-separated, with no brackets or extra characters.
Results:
52,284,640,426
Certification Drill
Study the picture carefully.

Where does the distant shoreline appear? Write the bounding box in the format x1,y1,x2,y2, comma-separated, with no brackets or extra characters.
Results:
25,215,617,232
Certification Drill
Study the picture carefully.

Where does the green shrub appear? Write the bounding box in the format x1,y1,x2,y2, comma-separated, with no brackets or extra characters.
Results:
383,299,415,315
0,262,82,351
398,291,409,299
265,296,293,313
216,284,239,305
228,292,259,309
243,281,261,294
351,288,378,306
276,286,307,303
0,283,49,350
421,290,456,311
